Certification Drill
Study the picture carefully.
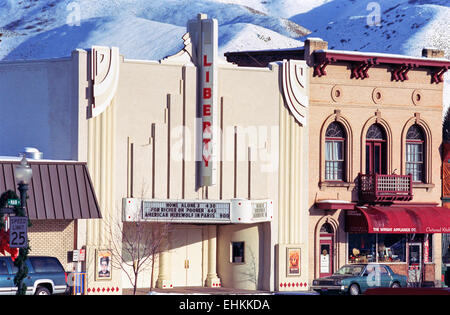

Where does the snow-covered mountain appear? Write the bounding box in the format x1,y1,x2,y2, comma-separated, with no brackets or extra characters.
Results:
0,0,309,61
0,0,448,113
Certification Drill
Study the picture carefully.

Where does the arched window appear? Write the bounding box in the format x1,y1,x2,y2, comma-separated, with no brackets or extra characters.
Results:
320,223,334,234
325,122,346,181
365,123,387,174
406,124,425,182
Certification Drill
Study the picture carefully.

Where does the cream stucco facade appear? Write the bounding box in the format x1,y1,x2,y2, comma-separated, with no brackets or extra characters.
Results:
71,15,309,292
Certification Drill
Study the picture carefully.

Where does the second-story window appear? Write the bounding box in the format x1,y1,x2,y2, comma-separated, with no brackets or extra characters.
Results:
366,123,387,175
406,124,425,182
325,122,345,181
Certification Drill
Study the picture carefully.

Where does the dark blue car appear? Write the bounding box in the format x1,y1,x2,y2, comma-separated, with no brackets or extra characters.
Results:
0,256,68,295
311,264,408,295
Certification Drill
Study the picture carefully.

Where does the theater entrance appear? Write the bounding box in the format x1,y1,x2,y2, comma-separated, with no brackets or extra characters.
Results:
170,227,203,287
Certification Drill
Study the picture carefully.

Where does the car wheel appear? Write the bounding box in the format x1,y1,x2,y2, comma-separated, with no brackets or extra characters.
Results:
35,286,51,295
349,284,360,295
391,282,401,288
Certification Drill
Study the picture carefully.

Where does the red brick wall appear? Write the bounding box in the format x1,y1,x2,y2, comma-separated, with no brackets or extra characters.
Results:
385,263,408,276
384,263,435,282
28,220,75,269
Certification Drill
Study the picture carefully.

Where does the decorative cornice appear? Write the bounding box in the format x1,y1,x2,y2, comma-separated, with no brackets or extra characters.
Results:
160,32,196,66
313,50,450,84
90,46,120,118
281,60,309,126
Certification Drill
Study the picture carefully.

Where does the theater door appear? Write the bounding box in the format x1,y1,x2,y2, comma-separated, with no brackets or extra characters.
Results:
171,227,203,287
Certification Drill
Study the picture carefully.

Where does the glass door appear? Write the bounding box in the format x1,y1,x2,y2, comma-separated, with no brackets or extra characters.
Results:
408,243,422,284
319,235,333,277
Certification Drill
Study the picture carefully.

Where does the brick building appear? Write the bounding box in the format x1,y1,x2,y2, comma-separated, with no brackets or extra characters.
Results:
226,39,450,287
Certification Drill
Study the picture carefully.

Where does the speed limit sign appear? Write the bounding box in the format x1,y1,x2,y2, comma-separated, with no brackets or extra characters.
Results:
9,217,28,248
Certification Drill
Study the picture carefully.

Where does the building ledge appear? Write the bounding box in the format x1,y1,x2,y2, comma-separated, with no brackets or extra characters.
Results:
319,181,355,191
412,183,435,191
315,200,356,210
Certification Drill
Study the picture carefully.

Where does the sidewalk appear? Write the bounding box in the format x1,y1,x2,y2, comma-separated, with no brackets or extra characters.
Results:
122,286,272,295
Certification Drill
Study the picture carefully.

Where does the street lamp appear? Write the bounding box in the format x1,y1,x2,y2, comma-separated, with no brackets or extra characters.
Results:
15,155,33,205
13,155,32,295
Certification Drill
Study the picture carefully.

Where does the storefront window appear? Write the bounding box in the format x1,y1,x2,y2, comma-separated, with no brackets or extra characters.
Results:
425,234,433,263
443,234,450,264
377,234,406,262
348,234,435,264
348,234,376,263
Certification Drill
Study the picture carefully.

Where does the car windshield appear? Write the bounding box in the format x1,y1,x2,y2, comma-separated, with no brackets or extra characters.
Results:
334,265,364,276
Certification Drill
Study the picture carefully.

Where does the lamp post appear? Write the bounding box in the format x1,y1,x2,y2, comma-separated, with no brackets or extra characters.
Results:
13,155,32,295
15,155,32,212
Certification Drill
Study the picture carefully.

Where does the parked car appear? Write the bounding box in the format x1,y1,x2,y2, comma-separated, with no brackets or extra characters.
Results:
311,263,407,295
0,256,68,295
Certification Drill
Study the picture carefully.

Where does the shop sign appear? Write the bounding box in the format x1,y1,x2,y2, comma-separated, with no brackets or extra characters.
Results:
423,235,429,263
73,249,86,262
142,200,230,223
426,227,450,233
372,227,417,233
320,253,330,274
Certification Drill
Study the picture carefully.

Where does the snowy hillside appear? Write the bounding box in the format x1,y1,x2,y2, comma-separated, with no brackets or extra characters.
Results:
0,0,448,113
0,0,308,61
286,0,450,116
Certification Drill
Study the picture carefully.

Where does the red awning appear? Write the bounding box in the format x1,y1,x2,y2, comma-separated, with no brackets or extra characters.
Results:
346,206,450,234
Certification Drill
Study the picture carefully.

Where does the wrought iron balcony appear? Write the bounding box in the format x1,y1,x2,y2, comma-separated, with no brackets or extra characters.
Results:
358,173,413,203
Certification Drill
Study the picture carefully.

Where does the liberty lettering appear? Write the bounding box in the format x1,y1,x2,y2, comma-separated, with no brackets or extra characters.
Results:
204,55,212,67
203,88,211,99
203,104,211,116
203,121,211,133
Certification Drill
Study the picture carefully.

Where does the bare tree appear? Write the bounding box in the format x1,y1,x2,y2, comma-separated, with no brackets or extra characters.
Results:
107,216,170,295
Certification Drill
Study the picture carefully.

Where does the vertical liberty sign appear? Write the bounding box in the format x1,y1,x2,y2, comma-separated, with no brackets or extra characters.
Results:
187,14,218,186
198,16,218,186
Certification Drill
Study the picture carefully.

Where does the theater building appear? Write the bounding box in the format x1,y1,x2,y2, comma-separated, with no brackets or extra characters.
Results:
0,14,312,293
226,40,450,286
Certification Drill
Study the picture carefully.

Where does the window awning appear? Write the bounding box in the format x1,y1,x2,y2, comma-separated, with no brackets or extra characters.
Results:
346,205,450,234
0,160,101,220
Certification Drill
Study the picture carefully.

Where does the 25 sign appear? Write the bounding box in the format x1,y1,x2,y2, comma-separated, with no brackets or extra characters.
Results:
9,217,28,248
